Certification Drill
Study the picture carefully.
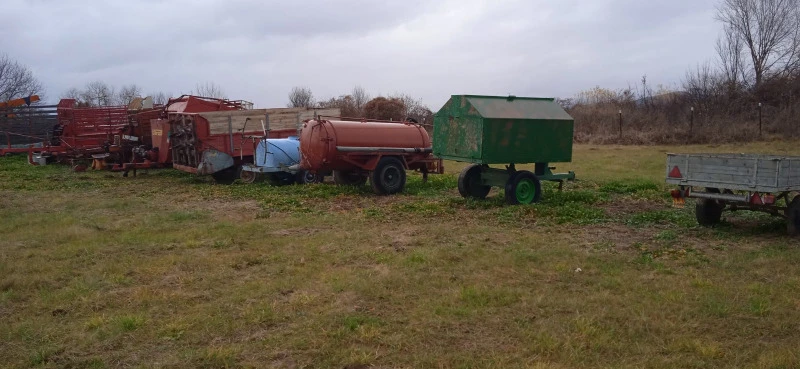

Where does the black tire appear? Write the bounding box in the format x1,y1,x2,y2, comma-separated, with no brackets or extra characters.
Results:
787,195,800,237
696,199,724,226
267,172,295,186
786,192,797,207
333,170,368,186
504,170,542,205
695,188,725,227
457,164,491,199
296,170,322,185
370,157,407,195
212,166,239,185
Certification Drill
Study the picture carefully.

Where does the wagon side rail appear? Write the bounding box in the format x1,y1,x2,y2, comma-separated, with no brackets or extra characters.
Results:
666,153,800,193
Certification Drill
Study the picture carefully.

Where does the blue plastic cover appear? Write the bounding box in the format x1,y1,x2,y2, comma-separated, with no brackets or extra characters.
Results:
255,137,301,169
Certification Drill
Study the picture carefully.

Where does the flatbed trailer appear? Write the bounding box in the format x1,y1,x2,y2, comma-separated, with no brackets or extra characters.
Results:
666,153,800,235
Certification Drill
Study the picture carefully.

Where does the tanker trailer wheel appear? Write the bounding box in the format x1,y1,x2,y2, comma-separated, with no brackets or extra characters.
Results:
296,170,323,185
238,168,258,184
212,166,239,185
787,195,800,236
458,164,491,200
333,170,368,186
504,170,542,205
371,157,407,195
267,172,296,186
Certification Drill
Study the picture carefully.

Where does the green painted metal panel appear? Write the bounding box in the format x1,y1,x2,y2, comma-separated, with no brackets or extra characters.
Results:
433,95,574,165
481,118,573,164
433,96,483,161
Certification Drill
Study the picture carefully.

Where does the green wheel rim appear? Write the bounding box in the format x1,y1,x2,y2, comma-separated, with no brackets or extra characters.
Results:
515,178,536,204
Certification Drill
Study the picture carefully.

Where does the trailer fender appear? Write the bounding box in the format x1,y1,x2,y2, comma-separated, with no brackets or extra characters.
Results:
198,149,234,175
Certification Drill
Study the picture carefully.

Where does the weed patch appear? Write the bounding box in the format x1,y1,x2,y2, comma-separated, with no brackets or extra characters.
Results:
627,209,696,227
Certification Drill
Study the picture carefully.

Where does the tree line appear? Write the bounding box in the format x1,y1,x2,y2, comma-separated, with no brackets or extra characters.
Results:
565,0,800,144
60,81,228,107
286,86,434,127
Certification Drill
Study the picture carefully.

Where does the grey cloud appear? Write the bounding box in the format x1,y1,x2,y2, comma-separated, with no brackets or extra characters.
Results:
1,0,721,110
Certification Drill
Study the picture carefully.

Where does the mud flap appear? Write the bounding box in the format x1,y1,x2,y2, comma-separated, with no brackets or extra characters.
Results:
197,149,234,175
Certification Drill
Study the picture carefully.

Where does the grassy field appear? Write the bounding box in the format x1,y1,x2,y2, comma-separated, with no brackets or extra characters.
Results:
1,141,799,369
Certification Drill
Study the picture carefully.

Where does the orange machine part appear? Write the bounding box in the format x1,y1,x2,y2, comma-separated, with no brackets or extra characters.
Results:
0,95,40,109
150,119,172,164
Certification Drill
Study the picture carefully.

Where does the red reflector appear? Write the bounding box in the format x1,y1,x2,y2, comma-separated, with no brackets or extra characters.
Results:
668,166,683,178
750,192,763,205
764,194,775,205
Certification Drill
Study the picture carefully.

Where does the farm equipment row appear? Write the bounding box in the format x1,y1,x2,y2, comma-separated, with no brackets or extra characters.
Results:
6,92,795,235
0,94,580,202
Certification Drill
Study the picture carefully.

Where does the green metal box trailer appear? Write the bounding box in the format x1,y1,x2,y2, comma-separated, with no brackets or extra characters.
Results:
433,95,574,164
433,95,576,205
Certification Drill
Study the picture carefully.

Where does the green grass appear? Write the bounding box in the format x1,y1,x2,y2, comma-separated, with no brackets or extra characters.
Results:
1,142,800,368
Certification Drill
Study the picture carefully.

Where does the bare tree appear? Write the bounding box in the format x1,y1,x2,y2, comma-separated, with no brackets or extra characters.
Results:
79,81,115,106
389,93,434,124
0,53,44,102
351,85,370,115
318,95,358,116
287,86,315,108
150,91,170,105
194,82,227,99
716,26,749,88
717,0,800,87
61,87,82,101
638,75,655,109
364,97,406,121
683,62,726,118
115,84,142,105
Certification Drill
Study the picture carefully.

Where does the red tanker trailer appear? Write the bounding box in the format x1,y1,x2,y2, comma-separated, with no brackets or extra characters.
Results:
299,119,443,195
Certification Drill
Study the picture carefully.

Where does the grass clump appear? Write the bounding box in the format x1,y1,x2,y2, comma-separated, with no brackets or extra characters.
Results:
627,209,696,228
600,179,661,194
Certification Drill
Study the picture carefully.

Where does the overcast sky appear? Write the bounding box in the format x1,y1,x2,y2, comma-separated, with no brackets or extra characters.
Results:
1,0,721,109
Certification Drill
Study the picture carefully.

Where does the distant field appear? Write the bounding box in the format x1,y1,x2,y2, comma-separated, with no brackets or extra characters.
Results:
1,142,799,368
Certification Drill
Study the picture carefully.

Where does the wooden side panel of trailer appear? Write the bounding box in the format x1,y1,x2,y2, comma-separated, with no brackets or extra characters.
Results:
201,108,341,135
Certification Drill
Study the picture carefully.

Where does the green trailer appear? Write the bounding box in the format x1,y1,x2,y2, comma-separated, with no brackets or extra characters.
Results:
433,95,576,205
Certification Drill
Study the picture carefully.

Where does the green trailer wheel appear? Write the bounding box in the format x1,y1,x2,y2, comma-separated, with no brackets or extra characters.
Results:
505,170,542,205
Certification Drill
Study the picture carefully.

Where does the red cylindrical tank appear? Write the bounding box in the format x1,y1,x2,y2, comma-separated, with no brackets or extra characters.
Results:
299,119,432,172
